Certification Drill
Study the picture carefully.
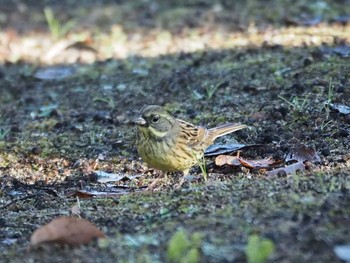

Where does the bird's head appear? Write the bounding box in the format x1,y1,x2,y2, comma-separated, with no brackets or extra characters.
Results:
134,105,176,138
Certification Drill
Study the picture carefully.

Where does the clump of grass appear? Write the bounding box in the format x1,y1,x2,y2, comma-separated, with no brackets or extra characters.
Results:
93,96,116,110
44,7,75,40
278,94,309,113
205,83,220,99
324,79,334,120
0,128,10,140
188,81,223,101
192,149,208,181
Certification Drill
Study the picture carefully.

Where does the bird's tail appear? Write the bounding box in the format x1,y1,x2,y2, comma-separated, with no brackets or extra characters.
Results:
208,123,247,141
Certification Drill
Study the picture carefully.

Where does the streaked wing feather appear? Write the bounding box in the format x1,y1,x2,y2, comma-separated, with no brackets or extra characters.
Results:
178,119,208,147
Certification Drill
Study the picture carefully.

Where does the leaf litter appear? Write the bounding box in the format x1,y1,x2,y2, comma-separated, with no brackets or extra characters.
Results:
214,144,320,176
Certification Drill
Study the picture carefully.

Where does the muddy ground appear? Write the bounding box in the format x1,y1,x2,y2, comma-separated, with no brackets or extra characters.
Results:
0,0,350,262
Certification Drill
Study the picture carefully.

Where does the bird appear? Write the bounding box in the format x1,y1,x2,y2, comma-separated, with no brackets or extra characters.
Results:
134,105,247,176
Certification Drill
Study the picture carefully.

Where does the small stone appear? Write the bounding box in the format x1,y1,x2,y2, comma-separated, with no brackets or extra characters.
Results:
278,106,289,117
303,57,313,67
186,108,197,119
338,129,349,137
342,153,350,161
93,111,113,123
30,146,42,155
344,115,350,124
271,111,283,120
315,118,323,126
277,170,287,177
321,148,330,156
251,111,268,121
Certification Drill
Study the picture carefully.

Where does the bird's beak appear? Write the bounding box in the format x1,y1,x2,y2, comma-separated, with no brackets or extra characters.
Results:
133,117,147,126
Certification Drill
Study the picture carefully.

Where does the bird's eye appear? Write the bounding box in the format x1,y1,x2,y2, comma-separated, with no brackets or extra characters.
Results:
151,115,160,123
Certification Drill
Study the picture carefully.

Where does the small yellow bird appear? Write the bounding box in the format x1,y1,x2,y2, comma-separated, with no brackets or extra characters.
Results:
134,105,247,175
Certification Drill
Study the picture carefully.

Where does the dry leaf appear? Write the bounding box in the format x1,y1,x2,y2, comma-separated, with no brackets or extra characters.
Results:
215,155,277,169
67,189,132,198
238,157,275,169
66,190,95,199
285,145,321,163
215,155,241,166
30,216,105,247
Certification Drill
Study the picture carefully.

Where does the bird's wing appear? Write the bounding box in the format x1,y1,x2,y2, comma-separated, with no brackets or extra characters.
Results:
178,119,208,148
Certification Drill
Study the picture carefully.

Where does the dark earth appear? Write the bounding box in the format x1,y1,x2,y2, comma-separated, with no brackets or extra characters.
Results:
0,0,350,262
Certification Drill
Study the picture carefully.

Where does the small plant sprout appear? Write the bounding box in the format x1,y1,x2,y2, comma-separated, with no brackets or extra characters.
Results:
93,96,115,110
44,7,75,39
278,94,309,113
187,85,204,101
189,82,223,101
0,128,10,140
204,82,222,99
192,149,208,181
89,130,96,144
324,79,334,120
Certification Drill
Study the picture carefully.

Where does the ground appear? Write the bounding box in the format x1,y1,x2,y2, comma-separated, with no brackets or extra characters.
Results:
0,0,350,262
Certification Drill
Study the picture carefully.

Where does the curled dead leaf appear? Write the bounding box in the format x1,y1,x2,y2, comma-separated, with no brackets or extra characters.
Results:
30,216,105,247
238,157,275,169
285,145,321,163
66,189,132,198
215,155,241,166
215,155,278,169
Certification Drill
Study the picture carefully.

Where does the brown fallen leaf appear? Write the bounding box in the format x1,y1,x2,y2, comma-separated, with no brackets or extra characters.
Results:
215,155,241,166
238,156,275,169
66,190,95,199
66,189,133,198
30,216,105,247
285,145,321,163
215,155,278,169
